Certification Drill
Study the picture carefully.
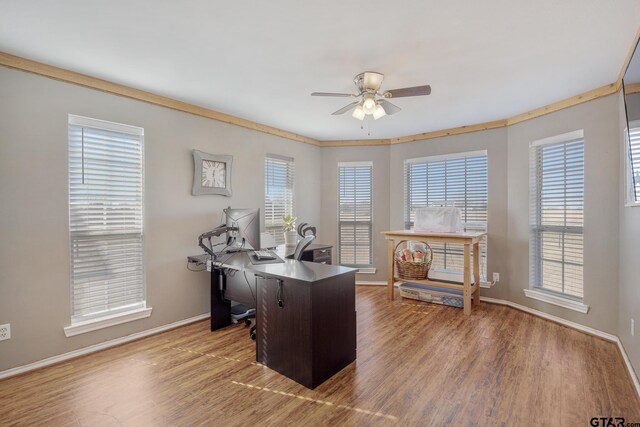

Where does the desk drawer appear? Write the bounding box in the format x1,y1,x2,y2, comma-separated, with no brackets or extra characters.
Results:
300,246,333,264
313,249,332,264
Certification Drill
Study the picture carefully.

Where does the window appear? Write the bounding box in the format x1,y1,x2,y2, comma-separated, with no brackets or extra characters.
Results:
68,115,146,326
529,130,584,299
264,154,295,244
404,151,488,279
625,120,640,206
338,162,373,266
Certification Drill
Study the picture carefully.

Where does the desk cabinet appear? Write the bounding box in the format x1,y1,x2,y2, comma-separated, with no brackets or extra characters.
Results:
256,270,356,389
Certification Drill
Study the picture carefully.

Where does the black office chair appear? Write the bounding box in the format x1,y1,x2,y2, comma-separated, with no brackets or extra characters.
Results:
287,235,315,260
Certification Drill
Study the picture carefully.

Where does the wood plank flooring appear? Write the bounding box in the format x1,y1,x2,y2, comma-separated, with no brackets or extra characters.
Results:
1,286,639,426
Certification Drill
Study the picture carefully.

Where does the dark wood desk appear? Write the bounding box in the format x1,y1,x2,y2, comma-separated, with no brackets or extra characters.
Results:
204,247,355,389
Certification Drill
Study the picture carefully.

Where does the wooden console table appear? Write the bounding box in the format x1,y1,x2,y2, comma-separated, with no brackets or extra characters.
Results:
382,230,486,315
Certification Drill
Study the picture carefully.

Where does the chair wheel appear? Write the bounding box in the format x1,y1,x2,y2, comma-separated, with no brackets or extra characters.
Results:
250,331,256,340
245,318,251,327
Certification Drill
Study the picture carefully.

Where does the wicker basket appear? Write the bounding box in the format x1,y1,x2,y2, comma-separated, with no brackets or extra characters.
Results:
395,241,433,280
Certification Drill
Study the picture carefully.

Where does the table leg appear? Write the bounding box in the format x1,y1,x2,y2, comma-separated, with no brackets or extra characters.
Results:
463,243,471,315
387,238,395,301
211,269,231,330
473,242,480,305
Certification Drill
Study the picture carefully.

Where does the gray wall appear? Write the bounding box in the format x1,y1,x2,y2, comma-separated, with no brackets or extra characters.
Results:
625,91,640,122
619,90,640,378
388,128,510,301
321,95,621,333
507,94,621,334
1,65,637,377
0,67,321,371
319,146,391,282
320,128,509,300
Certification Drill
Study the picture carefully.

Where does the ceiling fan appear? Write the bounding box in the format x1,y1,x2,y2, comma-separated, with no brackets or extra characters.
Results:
311,71,431,121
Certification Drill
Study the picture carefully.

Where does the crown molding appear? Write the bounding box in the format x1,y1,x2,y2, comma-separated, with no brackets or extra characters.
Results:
625,82,640,95
0,52,321,146
320,83,619,147
390,119,509,145
0,49,630,148
506,83,618,126
321,138,392,147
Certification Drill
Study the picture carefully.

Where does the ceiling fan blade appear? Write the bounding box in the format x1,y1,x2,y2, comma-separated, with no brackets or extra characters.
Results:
311,92,355,97
379,99,402,115
384,85,431,98
363,72,384,91
331,101,359,115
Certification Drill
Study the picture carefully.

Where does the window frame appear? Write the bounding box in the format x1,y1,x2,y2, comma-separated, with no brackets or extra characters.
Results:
337,161,373,267
65,115,150,336
528,129,585,303
403,150,488,280
264,153,295,244
624,120,640,207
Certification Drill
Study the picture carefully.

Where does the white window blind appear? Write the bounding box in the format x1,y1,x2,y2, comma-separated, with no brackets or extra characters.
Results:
68,115,145,324
338,162,373,266
264,154,294,244
404,151,488,278
626,121,640,205
529,130,584,299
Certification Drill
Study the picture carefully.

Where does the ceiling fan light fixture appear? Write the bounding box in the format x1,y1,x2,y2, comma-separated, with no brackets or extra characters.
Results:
373,103,386,120
352,104,365,120
363,97,376,114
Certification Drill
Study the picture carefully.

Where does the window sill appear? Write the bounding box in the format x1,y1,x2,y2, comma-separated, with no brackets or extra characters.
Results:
624,202,640,208
64,307,153,337
356,267,377,274
523,289,589,314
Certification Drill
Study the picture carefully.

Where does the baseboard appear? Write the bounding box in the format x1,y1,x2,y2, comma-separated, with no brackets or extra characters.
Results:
480,296,615,340
615,337,640,400
480,296,640,398
0,313,211,380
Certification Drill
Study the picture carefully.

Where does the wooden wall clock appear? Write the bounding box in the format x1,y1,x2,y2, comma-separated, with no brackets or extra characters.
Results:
192,150,233,196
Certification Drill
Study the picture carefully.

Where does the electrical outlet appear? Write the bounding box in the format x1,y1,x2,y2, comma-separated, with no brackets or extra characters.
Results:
0,324,10,341
632,319,635,337
492,272,500,282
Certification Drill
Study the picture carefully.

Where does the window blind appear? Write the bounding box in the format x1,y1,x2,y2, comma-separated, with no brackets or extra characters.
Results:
529,131,584,299
264,154,294,244
404,151,488,278
338,162,373,266
68,115,145,323
627,122,640,204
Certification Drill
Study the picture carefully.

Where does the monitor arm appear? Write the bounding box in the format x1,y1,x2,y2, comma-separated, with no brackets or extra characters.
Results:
198,224,238,257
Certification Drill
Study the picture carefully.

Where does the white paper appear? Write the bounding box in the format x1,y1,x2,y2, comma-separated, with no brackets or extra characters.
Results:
414,206,463,233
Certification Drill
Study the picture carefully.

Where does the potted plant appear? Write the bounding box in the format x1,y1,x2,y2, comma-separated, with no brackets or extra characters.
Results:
283,214,298,246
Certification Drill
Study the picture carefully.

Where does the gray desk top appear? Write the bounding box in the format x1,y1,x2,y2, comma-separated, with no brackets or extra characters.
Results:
209,247,355,283
303,243,333,251
248,259,354,282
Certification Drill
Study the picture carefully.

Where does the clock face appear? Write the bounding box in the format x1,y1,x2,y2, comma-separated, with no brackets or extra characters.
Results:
201,160,226,188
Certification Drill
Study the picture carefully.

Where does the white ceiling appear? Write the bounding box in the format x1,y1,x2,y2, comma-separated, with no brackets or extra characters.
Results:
1,0,639,141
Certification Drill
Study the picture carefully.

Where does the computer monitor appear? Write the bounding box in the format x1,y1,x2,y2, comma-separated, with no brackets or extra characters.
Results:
224,207,260,251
